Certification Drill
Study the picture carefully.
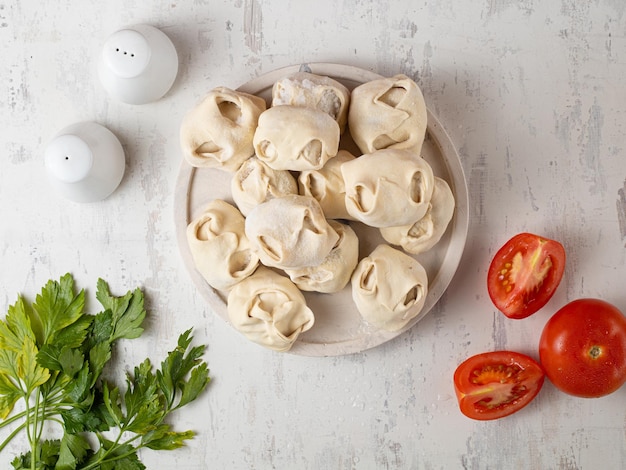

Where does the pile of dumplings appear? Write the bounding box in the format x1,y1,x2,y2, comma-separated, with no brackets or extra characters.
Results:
181,71,455,352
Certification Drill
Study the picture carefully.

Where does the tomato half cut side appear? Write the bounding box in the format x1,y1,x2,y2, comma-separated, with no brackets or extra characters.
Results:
487,233,566,319
453,351,545,420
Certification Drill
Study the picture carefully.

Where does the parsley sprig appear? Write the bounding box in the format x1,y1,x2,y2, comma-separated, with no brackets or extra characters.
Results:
0,274,210,469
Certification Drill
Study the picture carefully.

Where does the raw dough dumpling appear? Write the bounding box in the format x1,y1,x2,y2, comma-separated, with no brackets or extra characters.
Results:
380,177,455,254
245,195,339,269
231,156,298,216
186,199,259,291
253,105,340,171
341,149,435,228
285,220,359,293
348,74,427,155
180,87,267,171
228,267,315,352
351,244,429,332
271,71,351,133
298,150,356,220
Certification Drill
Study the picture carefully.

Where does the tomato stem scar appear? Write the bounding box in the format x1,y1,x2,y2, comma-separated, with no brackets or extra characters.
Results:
589,345,602,359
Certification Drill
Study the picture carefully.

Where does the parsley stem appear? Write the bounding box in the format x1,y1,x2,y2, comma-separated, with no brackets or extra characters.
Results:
81,447,140,470
31,390,46,470
81,432,143,470
22,391,36,470
0,405,62,451
0,409,29,429
0,421,27,453
35,393,46,443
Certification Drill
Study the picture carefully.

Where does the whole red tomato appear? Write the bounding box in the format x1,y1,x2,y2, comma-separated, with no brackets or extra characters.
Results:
487,233,565,319
539,298,626,398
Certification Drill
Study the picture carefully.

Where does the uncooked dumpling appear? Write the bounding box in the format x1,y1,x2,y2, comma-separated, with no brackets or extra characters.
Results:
341,149,435,228
285,220,359,293
298,150,356,220
231,156,298,216
245,194,339,269
253,105,340,171
180,87,267,171
271,71,351,133
348,74,427,155
380,177,455,254
186,199,260,291
227,267,315,352
351,244,429,332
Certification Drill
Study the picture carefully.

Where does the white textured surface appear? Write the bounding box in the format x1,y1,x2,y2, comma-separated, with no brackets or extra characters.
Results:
1,1,626,469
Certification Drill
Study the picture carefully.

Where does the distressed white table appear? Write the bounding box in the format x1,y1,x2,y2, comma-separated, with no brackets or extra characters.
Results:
1,1,625,468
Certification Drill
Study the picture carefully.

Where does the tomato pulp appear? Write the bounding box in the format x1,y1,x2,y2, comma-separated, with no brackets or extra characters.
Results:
487,233,566,319
539,298,626,398
453,351,545,420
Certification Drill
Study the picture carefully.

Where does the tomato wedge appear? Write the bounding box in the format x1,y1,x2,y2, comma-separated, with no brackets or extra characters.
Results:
487,233,565,319
453,351,545,420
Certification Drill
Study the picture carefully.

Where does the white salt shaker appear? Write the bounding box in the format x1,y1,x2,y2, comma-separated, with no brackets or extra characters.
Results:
44,122,126,203
97,24,178,105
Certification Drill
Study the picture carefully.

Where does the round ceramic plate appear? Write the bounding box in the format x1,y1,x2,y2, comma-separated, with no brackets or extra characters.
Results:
174,63,469,356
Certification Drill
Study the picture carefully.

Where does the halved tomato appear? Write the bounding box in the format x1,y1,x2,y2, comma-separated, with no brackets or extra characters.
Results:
487,233,566,319
453,351,545,420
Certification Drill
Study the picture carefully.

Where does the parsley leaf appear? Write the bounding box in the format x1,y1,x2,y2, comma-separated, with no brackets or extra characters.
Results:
0,274,211,469
0,373,21,420
95,279,145,342
19,336,50,393
31,274,85,346
0,296,36,352
157,329,209,410
56,432,91,470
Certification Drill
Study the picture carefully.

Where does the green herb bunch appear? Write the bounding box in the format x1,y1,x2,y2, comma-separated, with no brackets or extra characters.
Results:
0,274,210,470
